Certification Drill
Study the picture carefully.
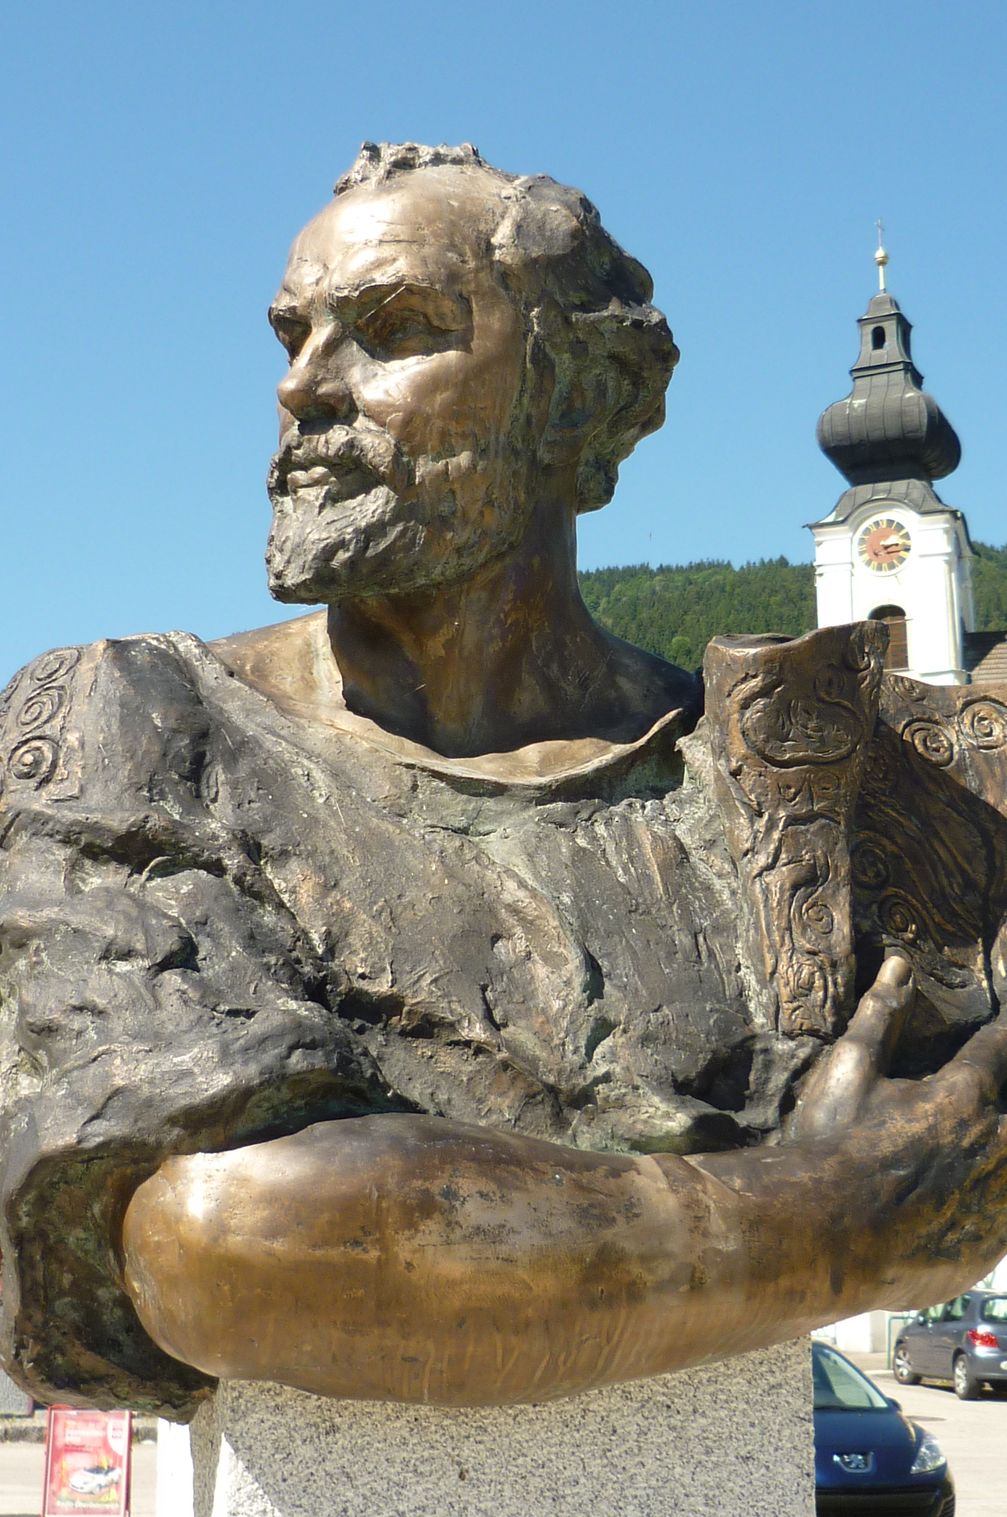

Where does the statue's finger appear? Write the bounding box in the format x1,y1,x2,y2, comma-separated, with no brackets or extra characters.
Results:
841,953,914,1072
786,957,914,1140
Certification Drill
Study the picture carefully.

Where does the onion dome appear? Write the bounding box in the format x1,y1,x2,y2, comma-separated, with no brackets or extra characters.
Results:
817,290,961,486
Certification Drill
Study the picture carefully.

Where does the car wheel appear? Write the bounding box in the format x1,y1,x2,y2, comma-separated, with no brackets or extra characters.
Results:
893,1344,920,1386
953,1353,980,1399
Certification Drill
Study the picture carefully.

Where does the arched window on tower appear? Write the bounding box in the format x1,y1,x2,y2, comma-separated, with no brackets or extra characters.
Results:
871,326,886,351
869,605,908,670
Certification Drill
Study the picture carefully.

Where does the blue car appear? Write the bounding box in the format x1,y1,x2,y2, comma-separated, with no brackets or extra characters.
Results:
813,1340,955,1515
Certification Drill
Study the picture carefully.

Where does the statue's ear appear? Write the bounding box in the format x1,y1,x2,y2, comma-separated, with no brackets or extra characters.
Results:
537,299,676,512
528,301,600,470
492,180,677,509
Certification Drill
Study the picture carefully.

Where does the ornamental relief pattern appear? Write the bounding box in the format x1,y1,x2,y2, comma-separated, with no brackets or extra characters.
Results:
0,647,83,802
851,678,1007,1056
705,624,1007,1058
704,622,886,1039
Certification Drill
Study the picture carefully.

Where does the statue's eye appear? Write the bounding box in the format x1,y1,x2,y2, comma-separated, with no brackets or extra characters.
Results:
356,304,444,360
352,285,469,361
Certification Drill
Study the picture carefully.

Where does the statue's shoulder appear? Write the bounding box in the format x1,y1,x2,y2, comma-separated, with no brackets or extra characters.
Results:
0,631,213,811
207,612,326,705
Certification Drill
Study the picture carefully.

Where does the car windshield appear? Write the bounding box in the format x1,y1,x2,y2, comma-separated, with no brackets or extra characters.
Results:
981,1297,1007,1323
813,1344,890,1411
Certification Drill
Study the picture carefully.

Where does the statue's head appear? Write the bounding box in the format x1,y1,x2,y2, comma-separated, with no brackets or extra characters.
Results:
266,142,678,602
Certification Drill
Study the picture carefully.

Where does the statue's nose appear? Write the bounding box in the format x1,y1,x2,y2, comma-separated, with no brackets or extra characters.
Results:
277,337,358,425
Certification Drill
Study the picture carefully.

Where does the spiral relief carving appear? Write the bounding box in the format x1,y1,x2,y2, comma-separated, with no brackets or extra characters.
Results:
903,719,955,768
18,687,64,732
9,737,58,786
959,699,1007,751
878,893,919,943
0,647,81,796
801,895,835,937
851,840,889,890
32,647,81,686
891,675,928,703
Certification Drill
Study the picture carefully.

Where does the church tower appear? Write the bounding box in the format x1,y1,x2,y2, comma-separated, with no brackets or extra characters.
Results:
809,245,974,683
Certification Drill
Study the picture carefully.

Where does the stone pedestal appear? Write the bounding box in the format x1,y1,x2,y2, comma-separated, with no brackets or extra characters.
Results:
184,1338,814,1517
0,1366,32,1415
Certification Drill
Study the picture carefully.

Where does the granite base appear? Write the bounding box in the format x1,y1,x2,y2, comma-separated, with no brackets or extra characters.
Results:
182,1338,814,1517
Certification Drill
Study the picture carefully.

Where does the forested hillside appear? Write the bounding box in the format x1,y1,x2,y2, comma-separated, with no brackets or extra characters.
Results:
578,542,1007,671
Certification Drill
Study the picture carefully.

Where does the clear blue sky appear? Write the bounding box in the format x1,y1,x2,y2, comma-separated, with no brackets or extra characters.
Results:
4,0,1005,681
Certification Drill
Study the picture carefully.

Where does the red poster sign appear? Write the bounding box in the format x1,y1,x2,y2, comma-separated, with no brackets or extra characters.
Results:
42,1407,131,1517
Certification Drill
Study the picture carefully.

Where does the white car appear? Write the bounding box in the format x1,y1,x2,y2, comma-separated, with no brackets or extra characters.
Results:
68,1464,121,1495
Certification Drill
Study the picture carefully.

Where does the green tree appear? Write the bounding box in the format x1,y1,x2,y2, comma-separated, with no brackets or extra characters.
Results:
579,544,1007,670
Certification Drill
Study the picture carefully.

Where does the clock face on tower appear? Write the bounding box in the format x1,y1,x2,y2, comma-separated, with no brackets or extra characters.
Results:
857,516,912,573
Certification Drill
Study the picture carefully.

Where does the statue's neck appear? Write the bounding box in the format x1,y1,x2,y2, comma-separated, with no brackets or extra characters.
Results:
326,509,617,757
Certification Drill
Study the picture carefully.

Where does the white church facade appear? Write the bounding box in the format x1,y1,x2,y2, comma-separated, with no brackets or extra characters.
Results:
812,501,974,685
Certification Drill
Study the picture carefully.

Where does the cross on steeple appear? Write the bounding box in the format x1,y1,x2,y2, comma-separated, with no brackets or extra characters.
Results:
875,221,889,293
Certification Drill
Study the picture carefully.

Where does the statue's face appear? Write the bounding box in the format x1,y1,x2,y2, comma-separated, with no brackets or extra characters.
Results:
266,169,536,602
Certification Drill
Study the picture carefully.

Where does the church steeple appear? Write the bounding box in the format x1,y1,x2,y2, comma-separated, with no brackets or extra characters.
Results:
816,273,961,487
808,246,975,687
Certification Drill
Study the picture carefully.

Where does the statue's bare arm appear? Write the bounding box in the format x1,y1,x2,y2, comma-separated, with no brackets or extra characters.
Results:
121,957,1007,1406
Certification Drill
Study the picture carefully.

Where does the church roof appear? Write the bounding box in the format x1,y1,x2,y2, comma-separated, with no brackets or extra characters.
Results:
811,280,961,526
963,632,1007,684
809,477,973,543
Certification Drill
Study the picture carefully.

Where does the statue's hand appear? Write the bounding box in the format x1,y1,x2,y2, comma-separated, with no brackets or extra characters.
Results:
776,954,1007,1300
790,954,1007,1147
787,955,916,1139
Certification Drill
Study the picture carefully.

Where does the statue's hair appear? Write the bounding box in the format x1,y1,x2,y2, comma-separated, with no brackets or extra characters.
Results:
334,143,679,512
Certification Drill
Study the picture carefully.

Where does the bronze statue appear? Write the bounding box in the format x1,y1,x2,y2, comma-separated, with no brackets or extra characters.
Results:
2,143,1007,1419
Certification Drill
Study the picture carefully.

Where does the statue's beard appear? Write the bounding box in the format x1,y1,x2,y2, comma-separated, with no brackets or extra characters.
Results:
266,424,532,603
